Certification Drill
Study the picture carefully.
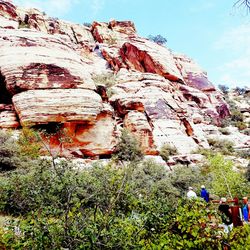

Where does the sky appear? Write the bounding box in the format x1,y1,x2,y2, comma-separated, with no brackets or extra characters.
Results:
12,0,250,88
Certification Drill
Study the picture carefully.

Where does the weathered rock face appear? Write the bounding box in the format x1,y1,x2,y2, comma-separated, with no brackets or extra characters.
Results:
174,53,215,91
1,0,247,157
0,104,19,128
12,89,103,126
0,28,95,95
119,39,184,82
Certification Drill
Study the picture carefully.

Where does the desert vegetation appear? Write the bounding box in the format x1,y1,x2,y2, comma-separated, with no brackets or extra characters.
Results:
0,129,249,249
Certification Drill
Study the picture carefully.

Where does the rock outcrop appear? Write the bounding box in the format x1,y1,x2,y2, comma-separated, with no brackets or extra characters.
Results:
0,0,248,158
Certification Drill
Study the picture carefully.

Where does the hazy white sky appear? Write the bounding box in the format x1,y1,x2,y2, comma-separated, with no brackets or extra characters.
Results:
13,0,250,87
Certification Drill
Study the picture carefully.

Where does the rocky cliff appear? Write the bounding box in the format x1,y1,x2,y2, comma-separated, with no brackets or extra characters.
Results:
0,0,249,159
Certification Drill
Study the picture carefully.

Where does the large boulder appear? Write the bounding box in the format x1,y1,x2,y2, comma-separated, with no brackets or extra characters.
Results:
12,89,103,126
0,28,95,95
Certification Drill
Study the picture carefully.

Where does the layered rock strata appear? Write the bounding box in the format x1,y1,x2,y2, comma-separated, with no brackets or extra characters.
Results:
1,0,248,157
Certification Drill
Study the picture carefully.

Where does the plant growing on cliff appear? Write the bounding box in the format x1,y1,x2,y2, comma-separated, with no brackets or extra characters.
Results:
148,34,167,45
92,72,116,89
218,84,229,94
83,22,92,27
207,138,234,155
159,143,178,163
115,129,144,162
18,127,41,159
18,21,30,29
218,127,231,135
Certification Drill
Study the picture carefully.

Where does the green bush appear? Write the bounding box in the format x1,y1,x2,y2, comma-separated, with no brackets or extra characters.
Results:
246,162,250,182
228,224,250,249
92,73,116,88
207,154,248,198
0,155,250,249
218,84,229,94
148,34,167,45
219,127,230,135
158,199,222,250
115,129,144,162
170,165,208,196
83,22,92,27
235,121,247,130
159,143,178,162
207,138,234,155
18,21,30,29
231,109,244,122
0,130,22,171
0,159,180,249
237,149,250,159
243,128,250,135
18,127,41,158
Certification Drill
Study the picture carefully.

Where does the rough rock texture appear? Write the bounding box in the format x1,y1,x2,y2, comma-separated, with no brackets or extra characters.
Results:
0,28,95,95
13,89,103,126
0,104,19,128
124,111,157,155
0,0,248,157
174,53,215,91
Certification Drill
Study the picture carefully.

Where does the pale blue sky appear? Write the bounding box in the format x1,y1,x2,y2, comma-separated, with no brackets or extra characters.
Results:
13,0,250,87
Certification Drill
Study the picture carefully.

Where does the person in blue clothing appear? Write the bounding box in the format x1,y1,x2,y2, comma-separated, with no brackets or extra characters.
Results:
242,197,250,223
200,185,209,202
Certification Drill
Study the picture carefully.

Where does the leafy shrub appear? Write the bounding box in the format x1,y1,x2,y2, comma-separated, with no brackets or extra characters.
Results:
92,72,116,88
243,128,250,135
234,86,246,95
246,162,250,182
235,121,247,130
115,129,144,162
220,118,232,128
83,22,92,27
228,224,250,249
148,34,167,45
107,36,118,45
207,138,234,155
0,154,249,249
237,149,250,159
18,127,41,158
159,143,178,162
207,154,248,198
231,109,244,122
158,199,222,250
170,165,208,196
218,84,229,94
219,127,230,135
0,159,180,249
0,130,22,171
18,21,30,29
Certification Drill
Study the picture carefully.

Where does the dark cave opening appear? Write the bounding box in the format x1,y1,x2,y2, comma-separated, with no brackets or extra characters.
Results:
0,73,12,104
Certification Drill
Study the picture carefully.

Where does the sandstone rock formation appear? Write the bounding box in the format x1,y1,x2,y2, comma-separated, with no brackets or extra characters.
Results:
0,0,249,158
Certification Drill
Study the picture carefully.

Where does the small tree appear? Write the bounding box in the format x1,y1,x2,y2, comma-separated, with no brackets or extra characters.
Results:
234,86,246,95
234,0,250,12
0,130,22,171
115,129,143,162
218,84,229,94
246,162,250,182
208,154,247,198
148,34,167,45
159,143,178,162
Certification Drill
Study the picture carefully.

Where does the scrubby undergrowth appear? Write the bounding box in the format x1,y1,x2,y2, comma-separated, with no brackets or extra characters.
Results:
0,129,249,249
